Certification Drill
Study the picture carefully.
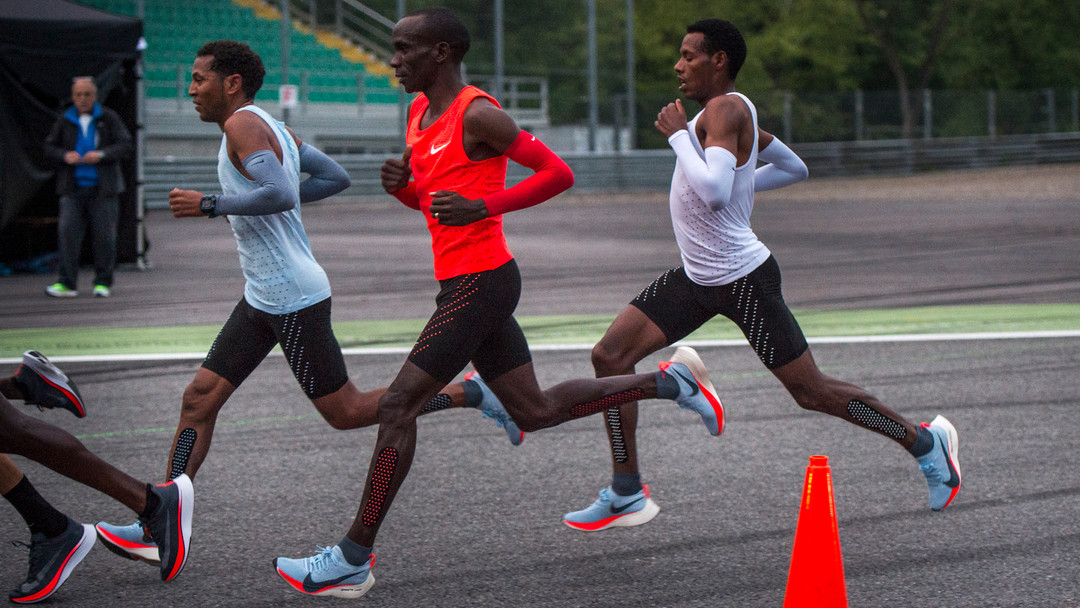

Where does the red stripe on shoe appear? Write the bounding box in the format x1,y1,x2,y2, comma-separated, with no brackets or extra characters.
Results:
698,383,724,435
563,512,627,531
96,527,154,551
163,481,187,581
40,376,85,417
277,569,308,593
941,452,962,510
11,536,86,603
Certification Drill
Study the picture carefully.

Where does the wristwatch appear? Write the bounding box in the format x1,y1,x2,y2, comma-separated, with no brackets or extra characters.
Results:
199,194,218,218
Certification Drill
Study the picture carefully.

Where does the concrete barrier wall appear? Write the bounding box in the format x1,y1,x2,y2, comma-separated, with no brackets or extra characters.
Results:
143,132,1080,207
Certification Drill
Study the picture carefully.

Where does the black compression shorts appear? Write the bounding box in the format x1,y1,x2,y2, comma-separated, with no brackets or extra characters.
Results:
407,259,532,384
203,296,349,398
631,256,808,369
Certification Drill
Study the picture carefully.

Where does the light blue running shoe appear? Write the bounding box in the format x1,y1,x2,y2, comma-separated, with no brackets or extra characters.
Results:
275,546,375,598
563,484,660,531
916,415,961,511
464,371,524,446
659,346,724,436
95,476,193,582
95,520,159,566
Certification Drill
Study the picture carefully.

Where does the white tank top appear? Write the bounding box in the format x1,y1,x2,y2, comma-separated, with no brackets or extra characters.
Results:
218,105,330,314
669,92,771,286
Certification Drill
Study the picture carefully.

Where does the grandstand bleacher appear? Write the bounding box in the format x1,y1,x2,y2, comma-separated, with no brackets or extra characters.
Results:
78,0,398,105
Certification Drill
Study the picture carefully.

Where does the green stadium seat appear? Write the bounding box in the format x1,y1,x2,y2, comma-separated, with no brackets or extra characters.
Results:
77,0,397,104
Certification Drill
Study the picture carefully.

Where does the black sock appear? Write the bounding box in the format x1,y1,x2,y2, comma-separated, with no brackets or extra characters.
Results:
655,370,680,400
612,472,642,496
338,536,373,566
908,426,935,457
3,475,68,538
139,483,161,520
462,379,483,408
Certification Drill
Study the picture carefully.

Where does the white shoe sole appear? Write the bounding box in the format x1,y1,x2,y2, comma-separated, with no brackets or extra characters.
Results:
323,571,375,598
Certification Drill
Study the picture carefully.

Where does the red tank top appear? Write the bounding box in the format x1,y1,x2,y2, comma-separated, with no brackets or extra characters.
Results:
407,86,513,280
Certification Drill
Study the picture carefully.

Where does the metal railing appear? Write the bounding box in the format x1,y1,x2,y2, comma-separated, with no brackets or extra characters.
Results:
754,88,1080,143
141,131,1080,208
468,75,549,124
287,0,394,63
145,63,384,109
144,62,550,123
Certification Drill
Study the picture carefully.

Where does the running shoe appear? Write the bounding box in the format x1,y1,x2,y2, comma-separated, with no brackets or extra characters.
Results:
916,415,961,511
9,518,96,604
464,371,524,446
95,520,159,566
92,285,111,298
563,484,660,532
275,546,375,598
45,283,77,298
659,346,724,436
14,350,86,418
143,474,194,581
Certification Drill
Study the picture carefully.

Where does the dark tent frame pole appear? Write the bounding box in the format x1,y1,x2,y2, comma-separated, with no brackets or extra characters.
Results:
135,0,149,269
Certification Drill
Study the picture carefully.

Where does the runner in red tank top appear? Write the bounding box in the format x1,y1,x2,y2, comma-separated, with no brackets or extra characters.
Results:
275,9,725,599
406,85,513,279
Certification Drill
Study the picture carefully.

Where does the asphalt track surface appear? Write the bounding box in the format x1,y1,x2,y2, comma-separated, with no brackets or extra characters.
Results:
2,165,1079,607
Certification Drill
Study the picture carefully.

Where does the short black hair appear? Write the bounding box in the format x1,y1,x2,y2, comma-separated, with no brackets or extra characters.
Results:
686,19,746,81
196,40,266,99
407,7,470,63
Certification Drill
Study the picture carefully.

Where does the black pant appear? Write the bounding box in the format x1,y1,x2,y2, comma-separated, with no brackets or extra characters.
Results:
56,186,118,289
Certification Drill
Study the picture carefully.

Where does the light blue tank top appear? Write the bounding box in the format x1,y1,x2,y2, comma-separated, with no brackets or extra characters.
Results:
218,105,330,314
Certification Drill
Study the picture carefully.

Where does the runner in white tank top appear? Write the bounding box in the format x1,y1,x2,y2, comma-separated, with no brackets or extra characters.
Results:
669,92,770,286
564,19,961,532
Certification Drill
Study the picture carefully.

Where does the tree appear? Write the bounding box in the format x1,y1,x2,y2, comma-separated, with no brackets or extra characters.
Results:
852,0,959,138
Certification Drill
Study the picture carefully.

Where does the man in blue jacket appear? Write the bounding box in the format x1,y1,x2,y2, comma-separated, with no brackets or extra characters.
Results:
42,76,133,298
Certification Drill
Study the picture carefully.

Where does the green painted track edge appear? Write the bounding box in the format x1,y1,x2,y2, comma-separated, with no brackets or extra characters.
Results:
2,304,1078,358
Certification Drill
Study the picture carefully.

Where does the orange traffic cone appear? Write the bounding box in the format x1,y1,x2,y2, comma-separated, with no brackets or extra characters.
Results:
782,455,848,608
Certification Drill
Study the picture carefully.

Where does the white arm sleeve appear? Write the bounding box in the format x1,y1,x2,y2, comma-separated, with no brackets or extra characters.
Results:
754,137,808,191
668,130,736,211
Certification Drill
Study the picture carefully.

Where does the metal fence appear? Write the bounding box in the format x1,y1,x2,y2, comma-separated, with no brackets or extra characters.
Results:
730,88,1078,143
143,62,548,121
142,131,1080,208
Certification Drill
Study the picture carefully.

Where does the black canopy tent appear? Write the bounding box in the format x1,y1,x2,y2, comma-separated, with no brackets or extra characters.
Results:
0,0,143,266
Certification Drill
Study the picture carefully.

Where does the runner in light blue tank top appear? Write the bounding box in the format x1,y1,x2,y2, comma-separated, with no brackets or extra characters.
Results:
218,105,330,315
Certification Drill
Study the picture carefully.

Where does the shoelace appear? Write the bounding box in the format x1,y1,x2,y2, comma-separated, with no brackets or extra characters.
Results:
479,409,508,428
307,546,338,572
918,460,945,483
11,539,46,578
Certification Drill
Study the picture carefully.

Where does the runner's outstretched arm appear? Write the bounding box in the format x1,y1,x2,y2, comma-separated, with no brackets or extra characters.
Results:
481,131,574,216
298,142,351,203
755,130,808,191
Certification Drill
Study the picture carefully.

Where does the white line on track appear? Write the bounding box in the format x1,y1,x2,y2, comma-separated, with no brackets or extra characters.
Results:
3,329,1078,365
